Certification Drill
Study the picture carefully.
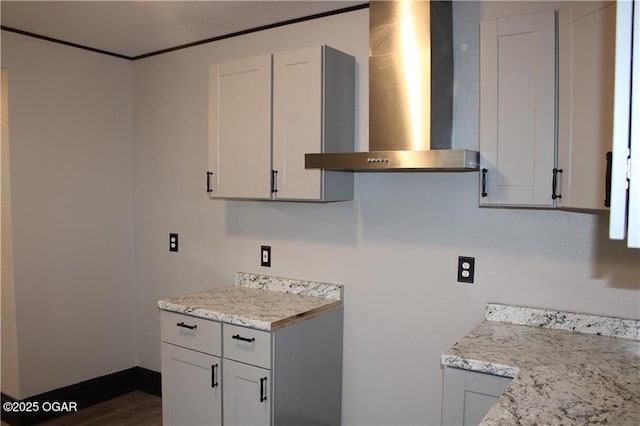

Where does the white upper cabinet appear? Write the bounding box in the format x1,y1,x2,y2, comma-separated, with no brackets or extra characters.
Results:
209,55,273,199
479,11,556,207
558,1,616,210
609,0,639,248
209,45,354,202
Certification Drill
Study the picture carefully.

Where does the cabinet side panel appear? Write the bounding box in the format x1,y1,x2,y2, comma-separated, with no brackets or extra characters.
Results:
322,46,355,202
321,171,354,202
273,308,343,426
323,46,355,154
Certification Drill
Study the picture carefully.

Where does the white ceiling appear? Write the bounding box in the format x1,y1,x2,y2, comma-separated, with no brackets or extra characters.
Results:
1,1,366,58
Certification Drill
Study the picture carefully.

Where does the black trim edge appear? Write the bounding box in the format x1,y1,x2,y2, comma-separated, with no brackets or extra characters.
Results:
1,3,369,62
1,367,161,425
132,3,369,60
0,26,133,60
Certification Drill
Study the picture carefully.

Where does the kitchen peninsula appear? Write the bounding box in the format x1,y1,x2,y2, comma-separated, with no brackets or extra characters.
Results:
442,304,640,425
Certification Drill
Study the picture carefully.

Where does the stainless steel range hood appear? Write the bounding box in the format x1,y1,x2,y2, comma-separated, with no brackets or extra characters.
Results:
305,0,479,172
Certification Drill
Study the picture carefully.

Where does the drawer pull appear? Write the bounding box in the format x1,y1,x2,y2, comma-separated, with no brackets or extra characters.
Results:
232,334,255,343
211,364,219,388
260,377,267,402
176,322,197,330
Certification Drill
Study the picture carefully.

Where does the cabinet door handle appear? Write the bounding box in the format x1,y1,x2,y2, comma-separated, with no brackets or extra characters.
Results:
206,171,213,193
176,321,197,330
481,168,488,197
211,364,219,388
605,151,612,208
271,170,278,194
552,168,563,200
232,334,255,343
259,377,267,402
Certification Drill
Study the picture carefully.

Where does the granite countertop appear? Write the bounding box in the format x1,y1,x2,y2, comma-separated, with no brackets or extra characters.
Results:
442,304,640,425
157,272,343,331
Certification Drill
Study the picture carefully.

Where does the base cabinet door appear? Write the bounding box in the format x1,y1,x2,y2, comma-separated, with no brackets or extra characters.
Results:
442,367,511,426
223,359,271,426
161,343,222,426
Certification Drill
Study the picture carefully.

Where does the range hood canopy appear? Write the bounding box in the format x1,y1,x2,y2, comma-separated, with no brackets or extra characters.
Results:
305,0,479,172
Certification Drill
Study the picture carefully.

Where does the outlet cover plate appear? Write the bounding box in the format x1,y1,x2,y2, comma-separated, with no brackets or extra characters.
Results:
457,256,475,283
261,246,271,267
170,233,179,252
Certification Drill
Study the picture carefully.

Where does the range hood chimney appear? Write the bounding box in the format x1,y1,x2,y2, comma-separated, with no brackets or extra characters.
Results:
305,0,479,172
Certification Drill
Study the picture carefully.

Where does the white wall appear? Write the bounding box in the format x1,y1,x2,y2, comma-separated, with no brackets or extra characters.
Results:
1,32,136,398
2,0,638,422
132,4,639,426
2,68,21,398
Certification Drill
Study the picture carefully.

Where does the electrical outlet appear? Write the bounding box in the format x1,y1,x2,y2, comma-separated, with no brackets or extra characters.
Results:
170,233,179,252
457,256,475,283
261,245,271,267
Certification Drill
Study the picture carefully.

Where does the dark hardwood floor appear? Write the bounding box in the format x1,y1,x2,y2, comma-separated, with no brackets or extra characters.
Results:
36,391,161,425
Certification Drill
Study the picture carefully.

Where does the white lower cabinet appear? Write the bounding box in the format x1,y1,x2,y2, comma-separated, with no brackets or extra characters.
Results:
441,367,512,426
160,308,343,426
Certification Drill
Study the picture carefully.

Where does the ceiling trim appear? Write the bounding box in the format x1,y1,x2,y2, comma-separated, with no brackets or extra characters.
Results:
1,25,134,60
1,3,369,62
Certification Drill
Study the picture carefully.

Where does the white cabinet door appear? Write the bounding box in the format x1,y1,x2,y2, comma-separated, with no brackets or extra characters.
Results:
442,367,512,426
272,45,354,202
272,47,323,200
479,11,556,207
610,0,640,248
209,46,353,202
558,1,616,210
223,359,271,426
209,55,272,199
161,343,221,426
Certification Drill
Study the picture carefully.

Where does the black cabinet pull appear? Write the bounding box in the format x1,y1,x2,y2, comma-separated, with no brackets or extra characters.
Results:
552,168,563,200
211,364,219,388
605,151,612,208
232,334,255,343
481,168,488,197
206,171,213,193
176,322,197,330
271,170,278,194
259,377,267,402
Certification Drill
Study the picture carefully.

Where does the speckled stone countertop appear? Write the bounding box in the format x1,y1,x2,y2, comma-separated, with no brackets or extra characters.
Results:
442,304,640,425
157,272,342,331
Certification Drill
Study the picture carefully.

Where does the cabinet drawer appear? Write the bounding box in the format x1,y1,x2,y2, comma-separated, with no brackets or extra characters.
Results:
223,324,271,369
160,311,221,356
